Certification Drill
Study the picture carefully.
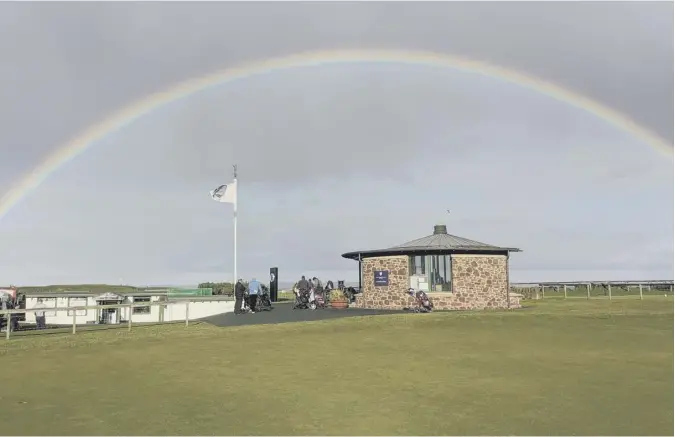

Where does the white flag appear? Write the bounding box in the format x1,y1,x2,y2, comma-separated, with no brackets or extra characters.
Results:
210,180,237,204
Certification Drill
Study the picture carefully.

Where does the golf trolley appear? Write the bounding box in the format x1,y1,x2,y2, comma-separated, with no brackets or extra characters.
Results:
243,289,273,313
292,288,325,310
403,288,434,313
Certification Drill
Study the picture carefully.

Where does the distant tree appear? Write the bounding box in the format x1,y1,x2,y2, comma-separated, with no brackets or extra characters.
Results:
198,282,237,296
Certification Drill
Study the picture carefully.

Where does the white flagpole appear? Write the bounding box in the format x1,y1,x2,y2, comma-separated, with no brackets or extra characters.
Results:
233,165,238,289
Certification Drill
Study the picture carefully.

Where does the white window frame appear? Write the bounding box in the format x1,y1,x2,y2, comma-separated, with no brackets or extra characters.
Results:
132,296,151,314
42,298,57,317
67,297,88,316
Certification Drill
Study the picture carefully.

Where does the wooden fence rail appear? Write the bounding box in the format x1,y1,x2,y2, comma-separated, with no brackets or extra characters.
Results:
0,300,195,340
511,282,674,300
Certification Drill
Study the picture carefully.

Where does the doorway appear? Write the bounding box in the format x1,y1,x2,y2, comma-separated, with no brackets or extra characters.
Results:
97,300,121,324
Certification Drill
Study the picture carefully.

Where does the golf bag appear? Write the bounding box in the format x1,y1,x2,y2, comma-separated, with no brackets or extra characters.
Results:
242,292,272,313
310,287,328,309
293,287,312,310
256,286,273,311
343,286,359,304
404,288,434,313
336,281,360,303
241,292,252,313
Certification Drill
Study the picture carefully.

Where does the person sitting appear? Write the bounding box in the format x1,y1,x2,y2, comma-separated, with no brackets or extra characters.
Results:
247,278,261,313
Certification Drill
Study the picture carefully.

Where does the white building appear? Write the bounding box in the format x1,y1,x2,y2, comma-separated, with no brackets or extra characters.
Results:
23,291,234,326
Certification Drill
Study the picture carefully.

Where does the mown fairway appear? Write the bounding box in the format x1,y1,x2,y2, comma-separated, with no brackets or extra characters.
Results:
1,299,672,436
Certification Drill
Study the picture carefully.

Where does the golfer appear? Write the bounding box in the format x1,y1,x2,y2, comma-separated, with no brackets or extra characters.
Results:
33,298,47,329
247,278,261,313
234,279,246,314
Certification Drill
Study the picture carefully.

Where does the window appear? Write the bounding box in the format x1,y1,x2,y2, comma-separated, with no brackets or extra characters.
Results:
429,255,452,292
67,298,87,316
132,297,151,314
409,255,453,292
409,255,426,275
42,298,57,317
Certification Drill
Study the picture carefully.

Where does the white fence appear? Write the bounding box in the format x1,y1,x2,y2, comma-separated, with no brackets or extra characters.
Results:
1,298,235,340
511,282,674,300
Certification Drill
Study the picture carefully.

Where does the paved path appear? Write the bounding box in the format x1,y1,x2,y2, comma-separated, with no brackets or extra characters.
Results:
201,302,399,327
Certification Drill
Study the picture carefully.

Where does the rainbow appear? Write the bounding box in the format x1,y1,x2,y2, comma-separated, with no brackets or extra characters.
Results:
0,48,672,222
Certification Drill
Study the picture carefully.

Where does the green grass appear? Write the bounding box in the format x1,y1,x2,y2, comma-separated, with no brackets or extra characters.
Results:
278,290,295,301
1,299,672,436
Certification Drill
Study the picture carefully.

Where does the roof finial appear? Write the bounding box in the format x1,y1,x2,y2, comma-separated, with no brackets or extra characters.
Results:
433,224,448,235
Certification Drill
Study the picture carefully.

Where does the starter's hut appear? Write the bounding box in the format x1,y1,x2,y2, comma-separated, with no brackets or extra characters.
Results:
341,224,522,310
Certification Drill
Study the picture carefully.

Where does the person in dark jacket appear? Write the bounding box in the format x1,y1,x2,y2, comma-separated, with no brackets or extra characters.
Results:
297,276,309,293
234,279,246,314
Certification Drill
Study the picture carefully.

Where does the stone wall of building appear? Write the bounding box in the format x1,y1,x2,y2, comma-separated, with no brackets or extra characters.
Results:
448,255,513,310
352,256,410,309
352,254,519,310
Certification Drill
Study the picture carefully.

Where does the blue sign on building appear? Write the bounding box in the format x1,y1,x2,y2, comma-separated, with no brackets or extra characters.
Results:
374,270,389,287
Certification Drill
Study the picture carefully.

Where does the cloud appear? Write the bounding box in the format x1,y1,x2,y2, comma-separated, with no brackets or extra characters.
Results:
0,2,671,285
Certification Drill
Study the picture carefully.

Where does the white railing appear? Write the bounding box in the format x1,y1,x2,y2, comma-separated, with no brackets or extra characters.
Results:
0,299,231,340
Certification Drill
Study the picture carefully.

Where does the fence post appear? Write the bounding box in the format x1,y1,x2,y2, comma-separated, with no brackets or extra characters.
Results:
128,303,133,331
185,301,190,327
72,312,76,334
4,311,9,340
608,283,612,300
586,283,591,300
639,284,643,300
563,285,567,300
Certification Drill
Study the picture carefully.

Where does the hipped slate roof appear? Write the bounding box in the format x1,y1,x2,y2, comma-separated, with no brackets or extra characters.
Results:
341,224,521,260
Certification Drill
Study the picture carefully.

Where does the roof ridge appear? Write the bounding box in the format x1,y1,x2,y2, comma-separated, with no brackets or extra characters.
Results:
391,231,499,249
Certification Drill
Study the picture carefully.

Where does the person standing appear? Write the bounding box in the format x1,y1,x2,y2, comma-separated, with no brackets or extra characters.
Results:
234,279,246,314
247,278,261,313
33,298,47,329
297,276,309,294
1,294,10,332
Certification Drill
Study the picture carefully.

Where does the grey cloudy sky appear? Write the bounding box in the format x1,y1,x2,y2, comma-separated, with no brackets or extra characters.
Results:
0,2,672,286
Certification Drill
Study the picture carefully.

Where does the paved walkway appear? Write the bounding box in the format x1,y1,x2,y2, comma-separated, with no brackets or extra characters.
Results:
201,302,399,327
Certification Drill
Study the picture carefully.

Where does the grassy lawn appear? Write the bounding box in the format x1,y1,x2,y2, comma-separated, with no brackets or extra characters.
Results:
1,299,672,436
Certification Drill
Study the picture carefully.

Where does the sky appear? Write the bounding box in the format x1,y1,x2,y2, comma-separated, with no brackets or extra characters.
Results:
0,2,672,286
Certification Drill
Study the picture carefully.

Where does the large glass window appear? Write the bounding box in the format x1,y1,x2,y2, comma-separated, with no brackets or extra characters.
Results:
430,255,453,292
409,255,453,292
409,255,426,275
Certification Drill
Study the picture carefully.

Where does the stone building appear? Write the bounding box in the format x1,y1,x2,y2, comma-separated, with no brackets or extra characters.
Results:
341,224,521,311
